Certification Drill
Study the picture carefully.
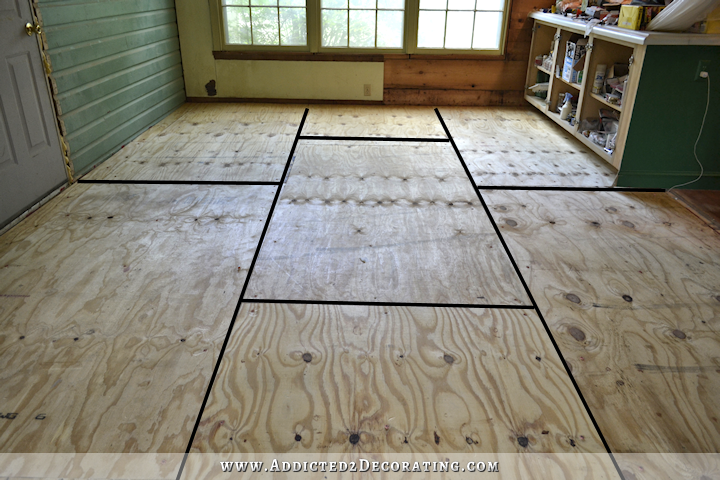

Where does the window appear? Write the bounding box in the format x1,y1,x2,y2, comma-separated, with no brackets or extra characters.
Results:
214,0,508,54
417,0,505,51
223,0,308,46
320,0,405,49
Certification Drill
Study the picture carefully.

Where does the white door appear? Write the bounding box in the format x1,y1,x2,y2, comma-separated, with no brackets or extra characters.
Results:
0,0,67,229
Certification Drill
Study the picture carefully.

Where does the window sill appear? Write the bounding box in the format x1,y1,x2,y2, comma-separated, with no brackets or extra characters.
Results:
212,51,507,61
213,51,386,62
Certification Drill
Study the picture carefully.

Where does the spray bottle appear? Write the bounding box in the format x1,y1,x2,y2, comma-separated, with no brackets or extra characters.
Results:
560,93,573,120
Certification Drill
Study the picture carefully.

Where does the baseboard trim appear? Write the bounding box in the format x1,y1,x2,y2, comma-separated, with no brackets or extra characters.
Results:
186,97,384,105
617,171,720,190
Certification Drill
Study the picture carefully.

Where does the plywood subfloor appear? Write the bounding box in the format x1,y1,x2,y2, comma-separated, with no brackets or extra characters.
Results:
246,142,530,305
303,105,446,138
483,190,720,453
440,107,616,187
191,303,605,454
83,103,306,182
0,183,275,452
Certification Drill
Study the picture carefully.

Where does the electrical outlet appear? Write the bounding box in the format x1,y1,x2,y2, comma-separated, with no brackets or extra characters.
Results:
363,84,371,96
695,60,711,80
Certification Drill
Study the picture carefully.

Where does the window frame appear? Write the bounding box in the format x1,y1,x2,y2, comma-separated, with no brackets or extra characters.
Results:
210,0,510,55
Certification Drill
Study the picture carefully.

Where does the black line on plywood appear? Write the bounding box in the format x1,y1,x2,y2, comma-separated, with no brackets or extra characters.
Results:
434,108,626,480
299,135,450,142
78,179,281,186
175,108,309,480
476,185,666,192
245,298,535,309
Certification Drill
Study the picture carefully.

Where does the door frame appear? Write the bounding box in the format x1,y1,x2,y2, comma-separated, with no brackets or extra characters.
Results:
29,0,74,184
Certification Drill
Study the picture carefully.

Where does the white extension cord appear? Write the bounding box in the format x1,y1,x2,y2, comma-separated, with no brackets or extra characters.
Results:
669,72,712,191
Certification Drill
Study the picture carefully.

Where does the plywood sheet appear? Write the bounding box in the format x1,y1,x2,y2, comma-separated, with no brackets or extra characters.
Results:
303,105,446,138
439,107,616,187
483,190,720,453
84,103,305,182
191,303,605,454
246,142,530,305
0,183,275,452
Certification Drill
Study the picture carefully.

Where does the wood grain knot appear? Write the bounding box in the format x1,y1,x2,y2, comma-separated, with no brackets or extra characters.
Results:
349,433,360,444
565,293,581,304
466,437,474,445
617,380,625,386
434,431,440,445
505,219,517,227
672,330,686,340
517,436,529,448
302,353,312,363
568,327,586,342
622,295,633,302
621,221,635,229
443,354,455,364
295,434,302,441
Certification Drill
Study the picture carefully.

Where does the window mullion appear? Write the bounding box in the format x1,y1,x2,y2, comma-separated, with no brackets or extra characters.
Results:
405,0,417,54
469,6,476,50
375,2,378,48
442,4,448,49
308,0,319,51
249,4,254,45
277,5,282,45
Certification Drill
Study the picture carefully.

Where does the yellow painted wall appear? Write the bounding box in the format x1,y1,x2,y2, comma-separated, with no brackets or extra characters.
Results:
175,0,384,101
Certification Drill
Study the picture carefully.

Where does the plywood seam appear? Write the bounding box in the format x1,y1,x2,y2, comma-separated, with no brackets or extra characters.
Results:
433,107,625,479
247,299,536,309
77,179,281,186
176,108,310,477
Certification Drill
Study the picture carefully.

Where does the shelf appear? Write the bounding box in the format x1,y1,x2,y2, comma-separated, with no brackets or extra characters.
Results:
575,132,614,162
529,12,720,47
543,110,613,163
555,75,582,91
546,111,578,135
535,64,552,76
524,94,548,112
590,93,622,112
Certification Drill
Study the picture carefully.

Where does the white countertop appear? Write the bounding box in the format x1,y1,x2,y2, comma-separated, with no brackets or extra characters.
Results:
530,11,720,46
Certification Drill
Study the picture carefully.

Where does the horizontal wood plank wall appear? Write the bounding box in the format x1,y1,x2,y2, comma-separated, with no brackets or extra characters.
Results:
36,0,186,176
383,0,539,106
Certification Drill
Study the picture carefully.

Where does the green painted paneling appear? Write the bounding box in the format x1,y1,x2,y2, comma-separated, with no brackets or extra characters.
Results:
72,92,186,175
56,52,181,113
67,78,184,152
62,65,183,133
618,45,720,190
45,10,177,49
52,38,180,92
39,0,174,26
49,24,179,71
39,0,186,174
